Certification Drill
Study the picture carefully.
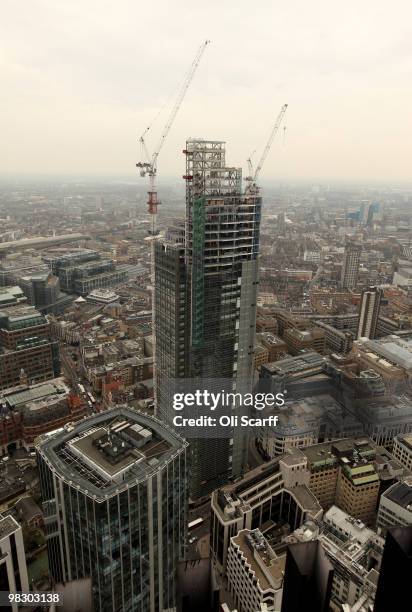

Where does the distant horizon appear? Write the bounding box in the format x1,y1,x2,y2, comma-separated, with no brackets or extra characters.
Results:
1,172,412,190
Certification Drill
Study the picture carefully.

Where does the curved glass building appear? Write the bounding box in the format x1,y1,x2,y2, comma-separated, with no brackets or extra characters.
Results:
36,406,188,612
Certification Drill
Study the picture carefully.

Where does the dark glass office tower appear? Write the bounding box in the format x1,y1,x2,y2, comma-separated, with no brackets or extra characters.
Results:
281,541,334,612
155,139,261,498
374,526,412,612
37,407,188,612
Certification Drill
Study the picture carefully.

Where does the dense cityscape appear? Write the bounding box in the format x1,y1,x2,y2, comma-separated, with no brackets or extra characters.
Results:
2,0,412,610
0,159,412,611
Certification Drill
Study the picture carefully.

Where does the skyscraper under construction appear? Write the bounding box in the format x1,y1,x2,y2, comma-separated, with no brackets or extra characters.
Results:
154,139,261,498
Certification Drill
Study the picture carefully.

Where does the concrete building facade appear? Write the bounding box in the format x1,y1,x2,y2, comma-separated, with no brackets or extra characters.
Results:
0,305,60,390
357,287,382,339
0,514,30,612
340,242,362,290
227,529,284,612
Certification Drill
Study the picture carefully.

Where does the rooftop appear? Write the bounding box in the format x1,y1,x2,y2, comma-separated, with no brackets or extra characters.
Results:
86,289,119,301
0,304,46,328
290,508,384,579
0,286,26,307
261,351,325,376
359,337,412,370
259,333,286,346
15,496,42,522
274,394,346,436
303,438,377,473
1,379,69,409
0,514,19,539
361,394,412,423
304,440,340,468
37,407,187,500
232,529,284,592
384,477,412,511
43,248,97,264
396,433,412,451
324,505,374,545
0,234,90,253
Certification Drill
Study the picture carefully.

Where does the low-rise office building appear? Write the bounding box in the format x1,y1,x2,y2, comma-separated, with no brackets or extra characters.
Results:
351,336,412,387
260,352,326,394
392,433,412,471
314,321,353,354
357,394,412,447
257,333,287,362
0,286,26,308
0,378,86,455
283,327,326,356
210,450,322,576
287,506,383,611
258,395,364,458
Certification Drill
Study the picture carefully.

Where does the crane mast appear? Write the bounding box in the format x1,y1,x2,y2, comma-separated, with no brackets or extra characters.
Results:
245,103,288,194
137,39,210,235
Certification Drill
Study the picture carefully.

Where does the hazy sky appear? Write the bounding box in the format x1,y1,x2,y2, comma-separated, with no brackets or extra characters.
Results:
1,0,412,182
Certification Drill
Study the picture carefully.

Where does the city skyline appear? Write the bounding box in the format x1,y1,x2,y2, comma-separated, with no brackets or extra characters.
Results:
1,0,412,182
1,172,412,610
1,2,412,610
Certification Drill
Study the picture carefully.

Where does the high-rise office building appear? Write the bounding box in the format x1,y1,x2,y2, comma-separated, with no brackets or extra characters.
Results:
0,514,30,612
281,541,334,612
357,286,382,339
374,526,412,612
340,242,362,290
154,139,261,498
37,407,188,612
278,211,286,235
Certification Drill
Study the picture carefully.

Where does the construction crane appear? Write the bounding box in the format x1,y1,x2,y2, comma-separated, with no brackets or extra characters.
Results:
245,103,288,194
246,149,256,179
136,39,210,235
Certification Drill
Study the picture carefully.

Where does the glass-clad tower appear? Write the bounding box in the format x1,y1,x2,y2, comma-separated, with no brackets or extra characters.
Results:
155,139,261,498
37,407,188,612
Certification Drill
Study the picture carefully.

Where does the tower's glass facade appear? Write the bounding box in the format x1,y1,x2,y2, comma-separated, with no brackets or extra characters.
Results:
37,407,188,612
